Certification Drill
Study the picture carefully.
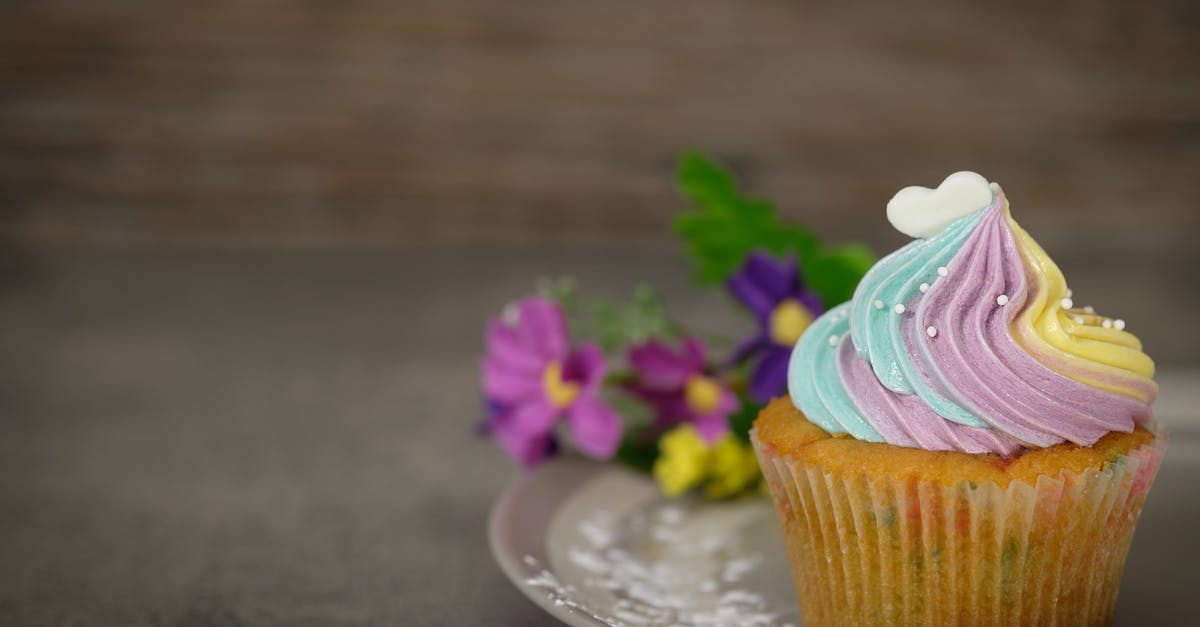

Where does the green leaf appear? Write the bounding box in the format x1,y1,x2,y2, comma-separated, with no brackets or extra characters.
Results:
677,151,738,206
546,281,680,355
537,276,579,312
802,243,876,307
673,151,875,307
674,152,816,284
586,284,678,353
614,432,659,474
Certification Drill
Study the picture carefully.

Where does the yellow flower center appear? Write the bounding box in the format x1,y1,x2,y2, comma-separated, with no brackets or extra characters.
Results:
684,375,722,415
768,298,813,346
542,361,581,409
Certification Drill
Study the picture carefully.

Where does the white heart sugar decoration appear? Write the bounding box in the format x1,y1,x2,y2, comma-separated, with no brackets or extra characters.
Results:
886,171,994,239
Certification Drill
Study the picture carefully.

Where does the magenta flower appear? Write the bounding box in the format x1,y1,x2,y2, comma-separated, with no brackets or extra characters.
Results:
625,337,738,443
726,252,824,403
482,297,622,467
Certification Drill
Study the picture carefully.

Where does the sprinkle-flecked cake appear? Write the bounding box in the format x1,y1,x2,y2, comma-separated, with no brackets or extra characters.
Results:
751,172,1165,627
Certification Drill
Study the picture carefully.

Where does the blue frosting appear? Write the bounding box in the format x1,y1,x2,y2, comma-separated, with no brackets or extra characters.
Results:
787,303,883,441
788,207,991,435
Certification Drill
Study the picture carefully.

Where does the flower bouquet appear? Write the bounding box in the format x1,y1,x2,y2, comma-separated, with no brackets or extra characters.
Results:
479,153,875,498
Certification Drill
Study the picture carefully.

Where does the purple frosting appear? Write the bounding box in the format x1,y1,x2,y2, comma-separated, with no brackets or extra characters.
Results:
789,188,1154,455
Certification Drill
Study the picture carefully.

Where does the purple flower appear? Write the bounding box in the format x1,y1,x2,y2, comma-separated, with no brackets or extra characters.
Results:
625,337,738,443
726,252,824,403
482,297,622,467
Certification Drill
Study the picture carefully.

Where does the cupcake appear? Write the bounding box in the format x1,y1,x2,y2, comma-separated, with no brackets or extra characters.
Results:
751,172,1164,626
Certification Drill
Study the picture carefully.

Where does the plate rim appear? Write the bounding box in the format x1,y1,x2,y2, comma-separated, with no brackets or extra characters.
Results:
488,456,611,627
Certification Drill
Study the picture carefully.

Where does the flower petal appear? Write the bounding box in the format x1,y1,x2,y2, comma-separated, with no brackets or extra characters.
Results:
486,318,545,372
653,425,711,496
749,346,791,403
481,357,543,405
623,385,680,426
727,252,796,319
566,395,622,459
745,252,795,302
628,340,689,389
564,343,607,394
491,415,556,467
796,287,825,317
705,436,759,498
724,334,769,368
691,411,731,444
509,397,560,434
515,297,570,361
680,337,709,372
726,268,775,320
715,385,740,416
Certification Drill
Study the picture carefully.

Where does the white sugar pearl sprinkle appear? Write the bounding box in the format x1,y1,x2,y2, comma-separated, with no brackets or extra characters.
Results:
919,282,929,293
1102,319,1113,328
829,334,839,346
1114,319,1126,330
894,304,906,314
937,266,948,277
1066,289,1073,298
1083,306,1095,313
1061,297,1074,310
1074,315,1084,324
996,294,1009,306
874,300,884,310
926,326,937,338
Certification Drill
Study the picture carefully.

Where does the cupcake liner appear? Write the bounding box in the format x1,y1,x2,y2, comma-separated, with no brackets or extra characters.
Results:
752,431,1165,627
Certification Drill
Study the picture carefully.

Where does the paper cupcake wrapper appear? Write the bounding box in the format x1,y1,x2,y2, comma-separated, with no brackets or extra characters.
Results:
752,433,1165,627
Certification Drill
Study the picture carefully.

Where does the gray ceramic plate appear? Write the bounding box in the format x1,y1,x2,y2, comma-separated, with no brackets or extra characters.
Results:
488,456,800,626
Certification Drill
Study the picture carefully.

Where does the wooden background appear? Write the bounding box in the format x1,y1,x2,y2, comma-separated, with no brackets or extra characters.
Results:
2,0,1199,362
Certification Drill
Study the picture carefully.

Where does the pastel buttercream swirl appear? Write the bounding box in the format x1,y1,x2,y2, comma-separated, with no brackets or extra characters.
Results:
788,179,1156,455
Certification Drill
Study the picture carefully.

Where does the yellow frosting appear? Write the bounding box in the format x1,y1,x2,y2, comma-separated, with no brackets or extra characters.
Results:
1004,197,1156,403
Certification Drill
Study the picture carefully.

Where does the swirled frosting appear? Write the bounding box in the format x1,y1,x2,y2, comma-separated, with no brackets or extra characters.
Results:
788,176,1156,455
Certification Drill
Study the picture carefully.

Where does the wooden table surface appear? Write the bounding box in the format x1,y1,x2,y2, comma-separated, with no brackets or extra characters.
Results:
0,247,1197,626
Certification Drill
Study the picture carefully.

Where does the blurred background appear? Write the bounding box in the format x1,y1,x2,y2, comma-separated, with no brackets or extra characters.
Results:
2,1,1198,625
4,1,1200,358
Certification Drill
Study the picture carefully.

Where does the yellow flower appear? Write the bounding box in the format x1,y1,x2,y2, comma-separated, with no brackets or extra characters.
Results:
704,435,761,499
653,425,712,497
652,426,763,499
